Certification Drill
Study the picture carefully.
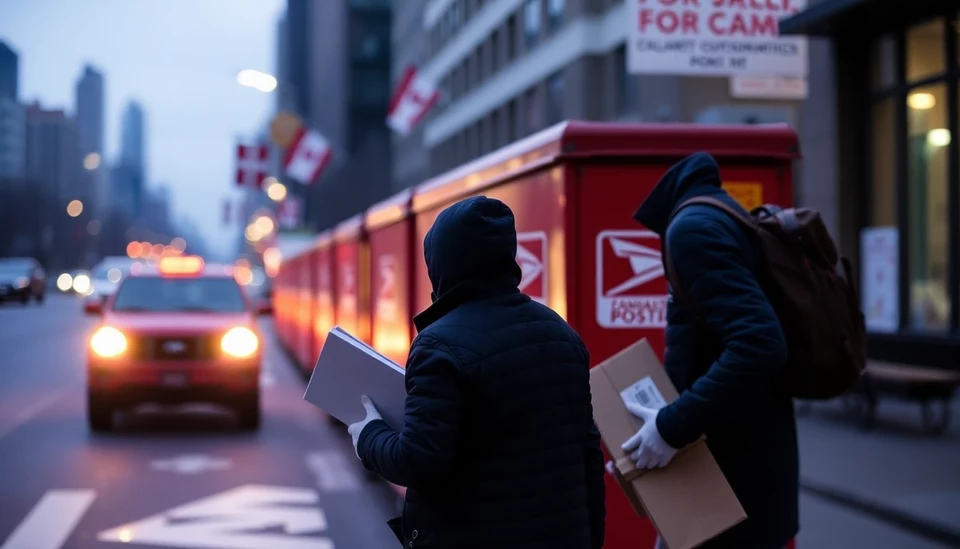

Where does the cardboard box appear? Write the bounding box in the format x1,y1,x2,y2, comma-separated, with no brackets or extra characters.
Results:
589,338,746,549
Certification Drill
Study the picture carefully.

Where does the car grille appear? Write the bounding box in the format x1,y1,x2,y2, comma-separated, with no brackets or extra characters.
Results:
130,334,219,361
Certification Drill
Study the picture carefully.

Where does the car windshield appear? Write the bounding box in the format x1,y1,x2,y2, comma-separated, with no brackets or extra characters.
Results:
92,264,128,281
112,276,248,313
0,266,28,277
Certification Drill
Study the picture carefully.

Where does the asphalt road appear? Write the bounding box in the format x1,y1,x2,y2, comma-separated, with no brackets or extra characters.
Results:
0,294,402,549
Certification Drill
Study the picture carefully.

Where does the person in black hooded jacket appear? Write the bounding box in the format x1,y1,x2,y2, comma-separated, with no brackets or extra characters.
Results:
628,152,798,549
348,196,605,549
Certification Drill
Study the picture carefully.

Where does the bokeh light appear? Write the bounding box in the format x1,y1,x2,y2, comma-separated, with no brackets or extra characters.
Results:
66,200,84,217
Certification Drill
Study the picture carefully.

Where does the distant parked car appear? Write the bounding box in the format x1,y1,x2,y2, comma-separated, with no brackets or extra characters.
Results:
0,257,46,305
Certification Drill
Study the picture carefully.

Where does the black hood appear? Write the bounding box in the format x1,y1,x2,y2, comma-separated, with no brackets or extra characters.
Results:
633,152,726,236
424,195,522,300
414,196,523,331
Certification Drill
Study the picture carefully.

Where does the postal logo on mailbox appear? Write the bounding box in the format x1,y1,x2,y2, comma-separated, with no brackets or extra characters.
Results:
516,231,547,304
596,230,668,329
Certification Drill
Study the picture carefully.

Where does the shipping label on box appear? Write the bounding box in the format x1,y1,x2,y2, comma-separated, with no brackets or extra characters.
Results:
589,338,746,549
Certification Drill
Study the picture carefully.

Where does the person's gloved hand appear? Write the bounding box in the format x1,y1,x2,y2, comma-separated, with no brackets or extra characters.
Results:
621,402,678,470
346,395,382,456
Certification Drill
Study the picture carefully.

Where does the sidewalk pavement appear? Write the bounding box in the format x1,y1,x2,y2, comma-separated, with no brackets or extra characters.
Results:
794,392,960,549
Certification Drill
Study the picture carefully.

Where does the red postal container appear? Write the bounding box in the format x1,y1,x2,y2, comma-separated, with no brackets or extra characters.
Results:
408,121,799,549
365,189,416,367
296,250,316,373
332,215,370,347
310,231,336,374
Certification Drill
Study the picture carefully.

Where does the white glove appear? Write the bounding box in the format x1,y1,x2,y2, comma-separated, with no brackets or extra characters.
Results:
346,394,382,456
621,402,678,470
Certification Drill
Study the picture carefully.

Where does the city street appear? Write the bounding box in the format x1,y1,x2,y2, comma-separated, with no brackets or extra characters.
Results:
0,294,401,549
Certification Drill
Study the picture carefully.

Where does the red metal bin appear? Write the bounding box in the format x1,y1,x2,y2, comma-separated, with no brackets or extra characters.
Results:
332,215,370,346
365,189,416,367
310,231,336,375
408,121,799,549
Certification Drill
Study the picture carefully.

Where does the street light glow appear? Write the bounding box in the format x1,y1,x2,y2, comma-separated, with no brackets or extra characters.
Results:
67,199,84,217
83,152,101,170
266,181,287,201
237,69,277,93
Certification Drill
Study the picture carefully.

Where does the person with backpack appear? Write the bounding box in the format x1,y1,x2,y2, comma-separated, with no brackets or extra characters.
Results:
629,152,797,549
625,151,865,548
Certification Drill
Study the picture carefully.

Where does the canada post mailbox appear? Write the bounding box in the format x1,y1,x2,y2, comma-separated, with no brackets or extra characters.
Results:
407,121,799,549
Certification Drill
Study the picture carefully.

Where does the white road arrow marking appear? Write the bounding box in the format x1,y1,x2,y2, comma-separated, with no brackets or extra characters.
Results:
97,485,333,549
305,451,360,493
1,490,96,549
150,454,232,475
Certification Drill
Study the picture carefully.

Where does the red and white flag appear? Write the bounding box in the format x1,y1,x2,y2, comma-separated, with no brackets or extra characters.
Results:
386,66,439,136
278,196,301,229
235,143,270,187
283,127,332,185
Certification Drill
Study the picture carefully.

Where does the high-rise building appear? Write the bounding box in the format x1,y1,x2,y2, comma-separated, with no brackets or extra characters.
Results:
282,0,393,231
75,65,105,158
113,101,146,220
0,96,25,180
75,65,106,213
120,101,145,170
0,41,24,182
24,103,82,203
0,41,18,100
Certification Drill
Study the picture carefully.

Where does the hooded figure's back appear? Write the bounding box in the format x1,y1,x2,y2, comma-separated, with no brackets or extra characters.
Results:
357,196,606,549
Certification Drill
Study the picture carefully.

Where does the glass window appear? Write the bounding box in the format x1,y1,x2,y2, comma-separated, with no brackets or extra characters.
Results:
506,15,517,61
351,69,389,106
870,34,897,91
546,72,564,125
113,277,247,313
906,84,950,330
547,0,564,33
524,0,541,50
906,19,945,82
871,98,896,226
507,99,518,142
525,87,542,135
350,17,389,62
615,45,639,116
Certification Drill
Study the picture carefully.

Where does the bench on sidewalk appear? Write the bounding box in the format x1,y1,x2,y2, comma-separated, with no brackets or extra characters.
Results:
841,362,960,435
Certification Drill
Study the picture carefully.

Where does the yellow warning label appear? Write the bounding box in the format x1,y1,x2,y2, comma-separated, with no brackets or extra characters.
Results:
722,182,764,211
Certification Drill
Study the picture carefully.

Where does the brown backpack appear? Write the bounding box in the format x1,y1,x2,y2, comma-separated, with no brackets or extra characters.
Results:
664,197,867,400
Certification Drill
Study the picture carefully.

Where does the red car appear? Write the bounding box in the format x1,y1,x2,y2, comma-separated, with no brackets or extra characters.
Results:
84,255,270,432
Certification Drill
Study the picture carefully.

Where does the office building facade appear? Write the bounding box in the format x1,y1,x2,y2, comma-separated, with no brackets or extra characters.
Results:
281,0,393,231
393,0,838,235
0,41,17,100
24,104,82,203
781,1,960,369
75,65,107,214
0,96,25,180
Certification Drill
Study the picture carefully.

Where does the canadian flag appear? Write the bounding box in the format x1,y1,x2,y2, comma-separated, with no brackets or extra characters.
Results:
386,66,439,136
283,127,332,185
235,143,270,187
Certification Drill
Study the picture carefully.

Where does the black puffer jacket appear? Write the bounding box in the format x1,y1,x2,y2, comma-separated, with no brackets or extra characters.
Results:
357,196,605,549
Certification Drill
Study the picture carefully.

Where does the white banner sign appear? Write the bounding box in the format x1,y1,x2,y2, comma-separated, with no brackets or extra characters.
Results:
729,76,808,99
860,226,899,333
627,0,808,77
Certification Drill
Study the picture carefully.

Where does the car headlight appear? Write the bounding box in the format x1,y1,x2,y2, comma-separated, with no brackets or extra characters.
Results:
15,277,29,289
91,326,127,358
221,326,258,358
72,274,91,295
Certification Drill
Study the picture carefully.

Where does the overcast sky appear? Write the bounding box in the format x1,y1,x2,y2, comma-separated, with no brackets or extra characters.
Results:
0,0,285,253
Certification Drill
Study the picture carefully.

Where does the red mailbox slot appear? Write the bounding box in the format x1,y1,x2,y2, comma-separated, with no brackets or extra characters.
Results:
365,189,416,367
333,215,369,345
408,121,799,549
310,231,336,375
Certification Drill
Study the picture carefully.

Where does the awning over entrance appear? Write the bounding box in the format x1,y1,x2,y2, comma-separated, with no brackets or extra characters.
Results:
779,0,956,37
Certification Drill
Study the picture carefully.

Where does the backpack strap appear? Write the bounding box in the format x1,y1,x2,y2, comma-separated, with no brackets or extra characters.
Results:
662,195,757,319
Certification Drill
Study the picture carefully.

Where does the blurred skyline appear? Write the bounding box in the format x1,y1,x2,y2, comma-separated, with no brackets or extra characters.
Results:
0,0,285,253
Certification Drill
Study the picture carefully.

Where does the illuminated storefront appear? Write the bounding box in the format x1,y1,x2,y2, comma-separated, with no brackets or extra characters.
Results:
782,1,960,369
